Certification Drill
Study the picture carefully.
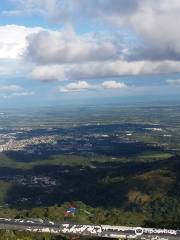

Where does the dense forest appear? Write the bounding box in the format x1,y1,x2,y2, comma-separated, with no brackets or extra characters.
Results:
0,154,180,239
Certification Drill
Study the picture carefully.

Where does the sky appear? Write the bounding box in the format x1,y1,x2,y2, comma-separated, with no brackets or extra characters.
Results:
0,0,180,107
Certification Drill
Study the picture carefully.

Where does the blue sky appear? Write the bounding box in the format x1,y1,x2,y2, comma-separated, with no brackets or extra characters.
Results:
0,0,180,108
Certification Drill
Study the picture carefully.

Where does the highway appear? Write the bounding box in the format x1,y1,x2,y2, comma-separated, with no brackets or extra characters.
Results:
0,218,179,239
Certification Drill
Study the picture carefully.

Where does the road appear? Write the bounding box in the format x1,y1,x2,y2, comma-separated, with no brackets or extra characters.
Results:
0,218,179,239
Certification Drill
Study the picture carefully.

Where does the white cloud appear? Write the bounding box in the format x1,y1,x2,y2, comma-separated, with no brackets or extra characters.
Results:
0,85,23,92
58,80,128,93
2,1,180,86
6,0,180,62
0,25,38,96
166,79,180,85
102,81,127,89
0,84,34,98
31,60,180,82
59,81,91,92
81,0,180,61
12,0,180,62
31,65,66,81
26,27,122,64
126,1,180,61
0,25,42,59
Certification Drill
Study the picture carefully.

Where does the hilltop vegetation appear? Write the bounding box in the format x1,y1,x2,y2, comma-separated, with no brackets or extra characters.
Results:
0,154,180,240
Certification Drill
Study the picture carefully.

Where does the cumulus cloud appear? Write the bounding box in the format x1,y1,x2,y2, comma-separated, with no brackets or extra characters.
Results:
31,65,66,81
58,80,128,93
91,0,180,62
126,1,180,61
102,81,127,89
26,27,123,64
3,1,180,85
0,25,43,79
31,61,180,82
20,0,180,83
0,25,42,59
59,81,91,92
81,0,180,53
10,0,180,62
